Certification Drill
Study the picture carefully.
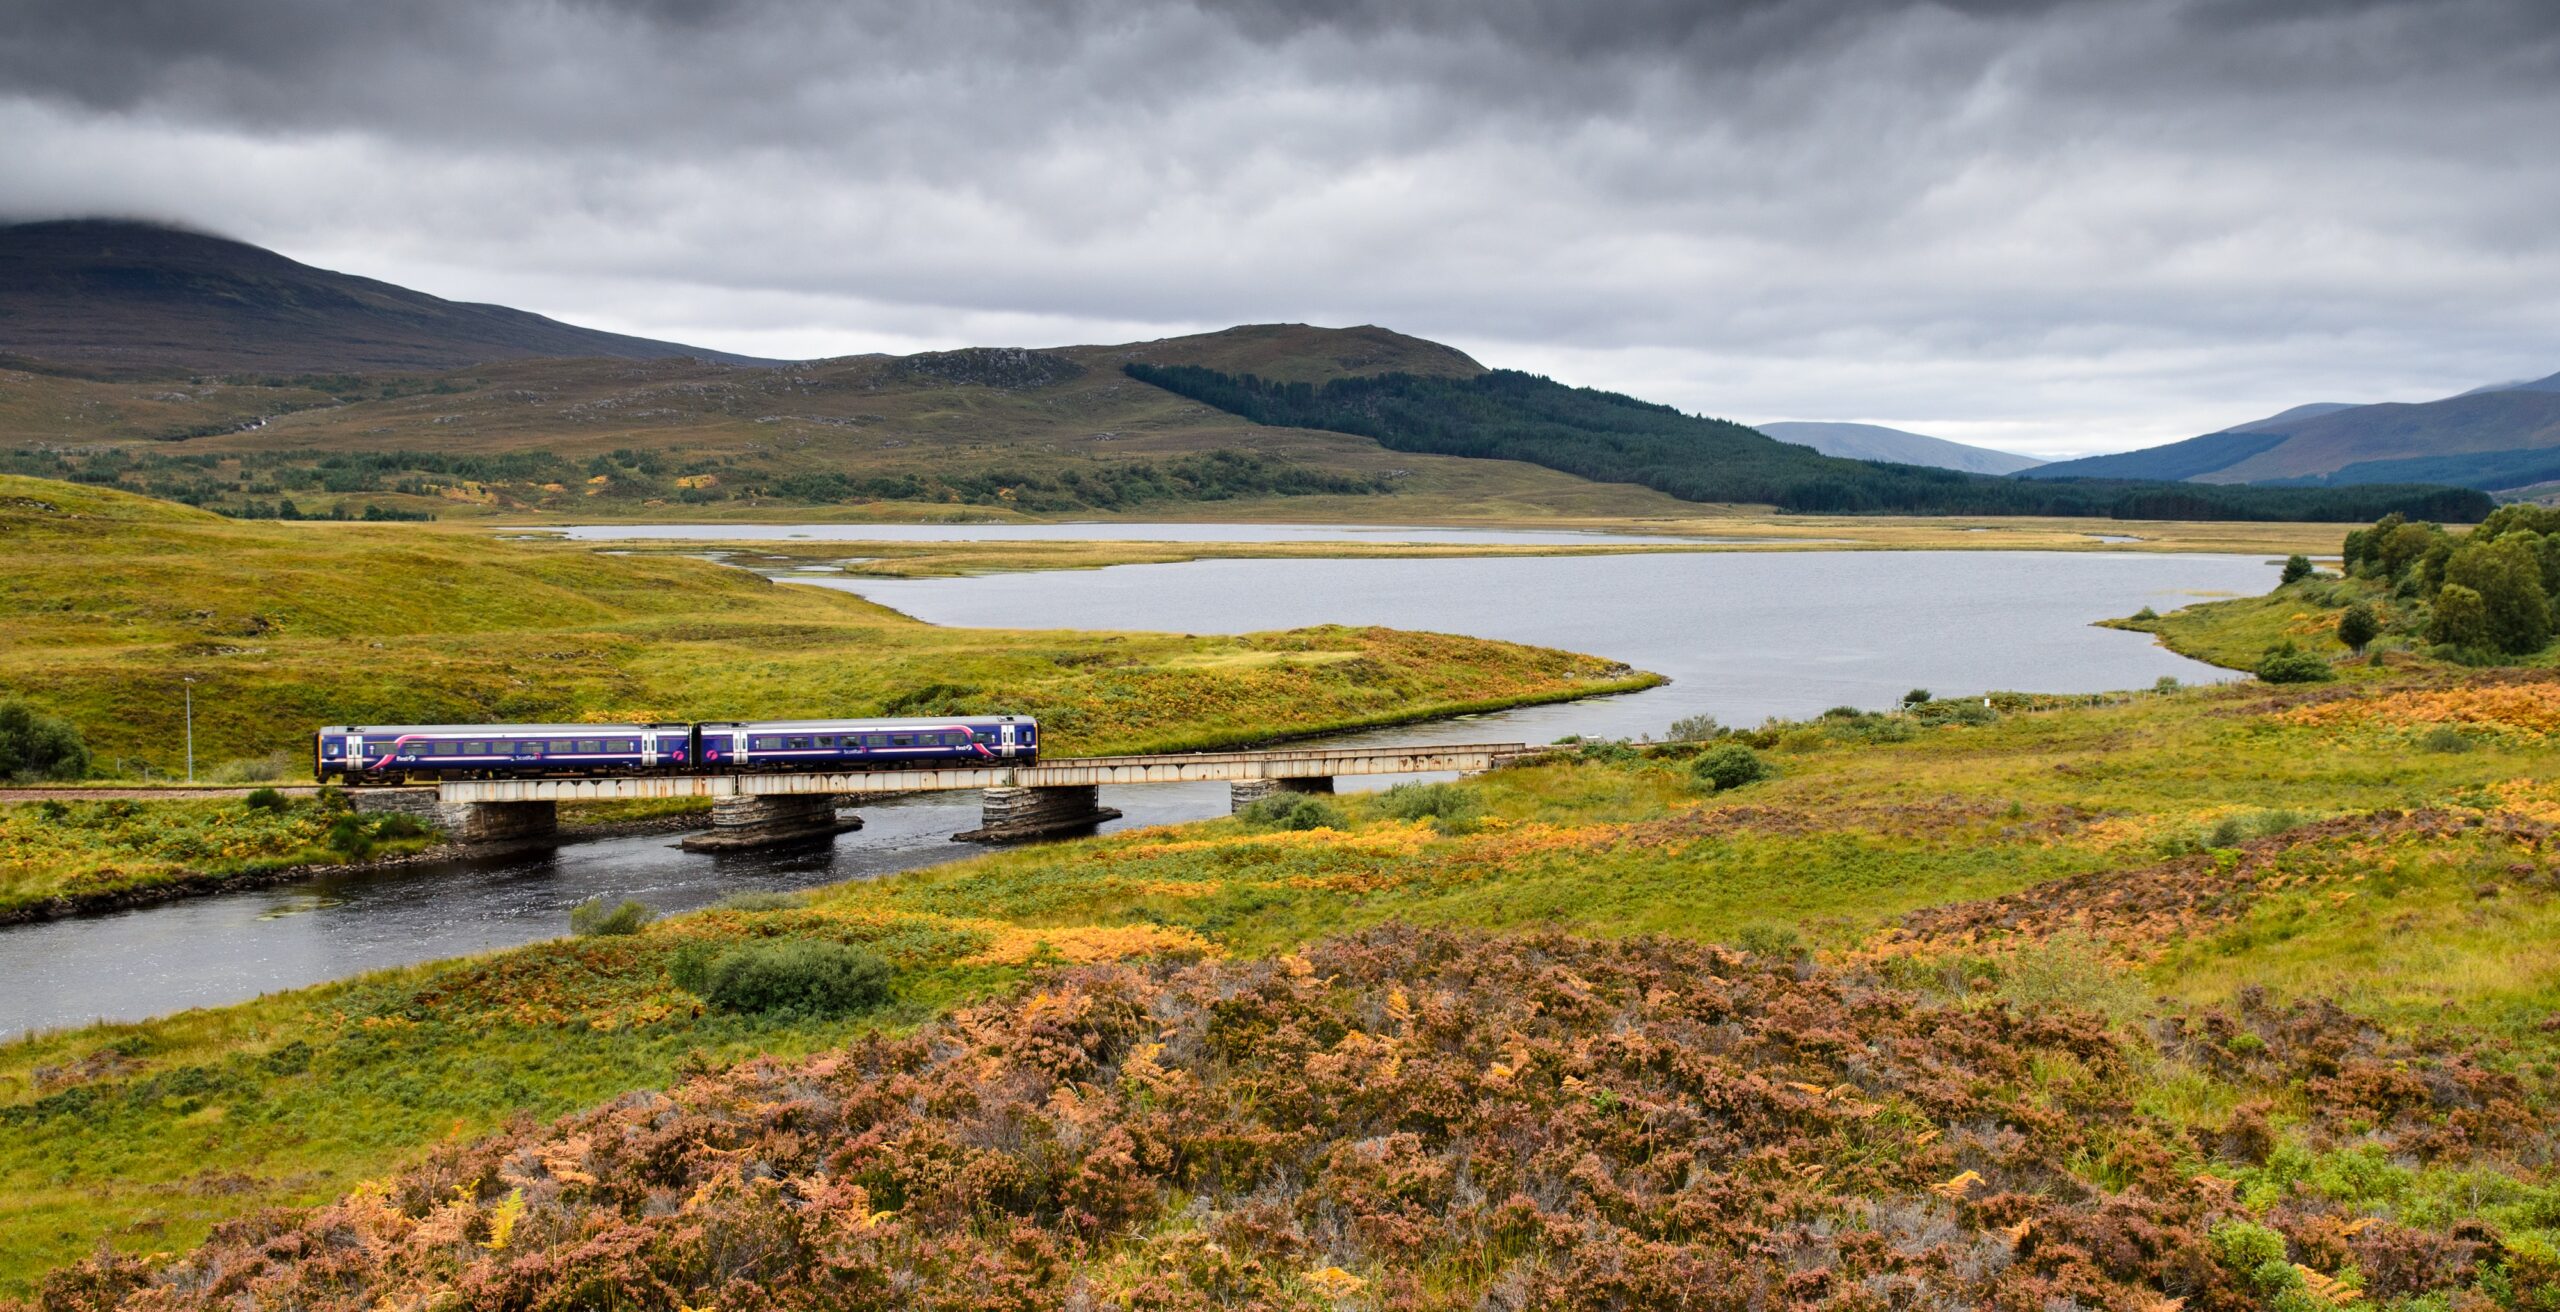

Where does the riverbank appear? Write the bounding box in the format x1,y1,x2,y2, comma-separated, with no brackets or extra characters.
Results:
542,511,2352,578
7,665,2556,1300
0,471,1647,765
0,796,711,926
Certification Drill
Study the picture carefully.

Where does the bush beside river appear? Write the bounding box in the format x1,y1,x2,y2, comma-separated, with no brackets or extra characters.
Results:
5,669,2557,1306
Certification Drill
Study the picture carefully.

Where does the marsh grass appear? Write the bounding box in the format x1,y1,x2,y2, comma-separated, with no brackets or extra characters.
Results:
7,600,2560,1295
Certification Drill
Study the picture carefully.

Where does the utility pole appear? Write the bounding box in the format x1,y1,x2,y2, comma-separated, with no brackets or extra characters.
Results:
183,677,196,783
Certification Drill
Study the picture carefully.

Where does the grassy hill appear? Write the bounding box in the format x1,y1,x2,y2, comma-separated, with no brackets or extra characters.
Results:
2033,382,2560,495
0,326,1701,521
7,664,2557,1304
0,219,762,374
1129,362,2493,521
1755,419,2046,474
0,475,1652,784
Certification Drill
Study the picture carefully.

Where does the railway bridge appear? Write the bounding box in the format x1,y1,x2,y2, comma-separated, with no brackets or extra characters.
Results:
351,742,1531,850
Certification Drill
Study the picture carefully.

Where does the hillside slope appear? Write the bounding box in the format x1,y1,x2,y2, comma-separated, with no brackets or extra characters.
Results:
0,219,765,374
1128,361,2491,521
2030,379,2560,493
0,475,1649,778
1755,420,2044,474
0,324,1693,519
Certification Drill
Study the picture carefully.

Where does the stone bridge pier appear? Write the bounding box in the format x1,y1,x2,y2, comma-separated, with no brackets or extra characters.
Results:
353,789,556,846
680,793,862,851
956,785,1122,842
1229,776,1333,812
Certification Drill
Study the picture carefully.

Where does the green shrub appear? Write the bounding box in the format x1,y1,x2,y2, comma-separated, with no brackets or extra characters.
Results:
1375,781,1479,826
2210,1218,2290,1274
0,698,89,782
242,787,288,812
2417,725,2473,753
2255,642,2333,684
1692,743,1771,792
1900,688,1932,708
2335,601,2382,654
2280,554,2314,585
713,890,803,913
1239,794,1347,831
568,896,654,937
323,813,374,859
1913,699,1999,726
2427,583,2490,649
2161,808,2304,855
1663,713,1722,742
2130,605,2159,622
372,813,426,840
1994,934,2148,1023
1732,922,1803,958
673,939,892,1017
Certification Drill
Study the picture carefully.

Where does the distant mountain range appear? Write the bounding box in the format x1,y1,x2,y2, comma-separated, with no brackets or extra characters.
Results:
2027,375,2560,496
0,216,2498,522
0,218,765,374
1753,421,2044,475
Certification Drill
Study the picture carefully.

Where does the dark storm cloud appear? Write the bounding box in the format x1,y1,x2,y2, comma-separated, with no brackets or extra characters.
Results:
2,0,2557,454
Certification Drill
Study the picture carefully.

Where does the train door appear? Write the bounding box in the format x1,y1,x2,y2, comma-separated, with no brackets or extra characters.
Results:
999,722,1016,756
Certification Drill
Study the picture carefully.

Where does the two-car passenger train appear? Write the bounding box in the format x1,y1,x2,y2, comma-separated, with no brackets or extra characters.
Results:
315,716,1039,783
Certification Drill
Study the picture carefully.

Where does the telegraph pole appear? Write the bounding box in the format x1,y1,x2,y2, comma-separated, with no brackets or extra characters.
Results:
183,677,196,783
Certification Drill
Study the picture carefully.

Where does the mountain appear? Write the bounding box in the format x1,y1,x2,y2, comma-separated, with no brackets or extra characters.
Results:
2219,401,2360,431
1128,361,2487,521
1753,421,2043,475
0,218,766,374
2025,379,2560,494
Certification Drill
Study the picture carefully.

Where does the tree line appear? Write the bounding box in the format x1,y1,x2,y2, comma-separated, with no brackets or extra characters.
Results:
1124,363,2495,522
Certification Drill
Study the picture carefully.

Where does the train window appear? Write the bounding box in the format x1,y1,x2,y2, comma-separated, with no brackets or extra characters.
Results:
815,736,834,749
436,742,457,755
616,739,636,752
465,741,486,755
752,736,780,750
495,741,518,754
578,739,601,753
785,737,807,750
890,734,914,747
866,735,889,748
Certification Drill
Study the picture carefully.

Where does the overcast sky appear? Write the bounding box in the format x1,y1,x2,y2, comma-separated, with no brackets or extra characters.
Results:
3,0,2556,458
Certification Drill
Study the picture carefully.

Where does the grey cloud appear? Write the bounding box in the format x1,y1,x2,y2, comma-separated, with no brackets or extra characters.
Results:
1,0,2556,456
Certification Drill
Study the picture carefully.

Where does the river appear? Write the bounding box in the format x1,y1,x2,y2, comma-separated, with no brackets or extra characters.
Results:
2,548,2272,1035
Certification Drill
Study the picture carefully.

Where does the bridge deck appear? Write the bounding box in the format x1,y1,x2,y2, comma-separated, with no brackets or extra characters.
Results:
433,742,1531,803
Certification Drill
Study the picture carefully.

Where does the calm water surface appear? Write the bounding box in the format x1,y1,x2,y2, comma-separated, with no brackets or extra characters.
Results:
4,548,2270,1035
2,786,1232,1035
814,550,2273,742
544,521,1717,544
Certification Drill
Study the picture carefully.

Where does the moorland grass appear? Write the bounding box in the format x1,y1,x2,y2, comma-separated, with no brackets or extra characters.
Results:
0,475,1651,776
5,668,2557,1294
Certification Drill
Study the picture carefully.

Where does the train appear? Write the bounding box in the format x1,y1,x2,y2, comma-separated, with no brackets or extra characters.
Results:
314,716,1039,783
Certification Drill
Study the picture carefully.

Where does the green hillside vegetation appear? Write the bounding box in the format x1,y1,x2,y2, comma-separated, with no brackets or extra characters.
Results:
1126,362,2494,521
2021,429,2290,482
0,325,1707,521
0,474,1650,774
6,670,2558,1305
2121,505,2560,676
2034,383,2560,494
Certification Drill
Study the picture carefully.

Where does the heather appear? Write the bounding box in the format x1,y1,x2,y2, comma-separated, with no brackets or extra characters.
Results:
32,927,2556,1312
6,667,2560,1305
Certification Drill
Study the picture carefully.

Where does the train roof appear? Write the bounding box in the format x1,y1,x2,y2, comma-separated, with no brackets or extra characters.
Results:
319,724,675,735
699,716,1033,730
